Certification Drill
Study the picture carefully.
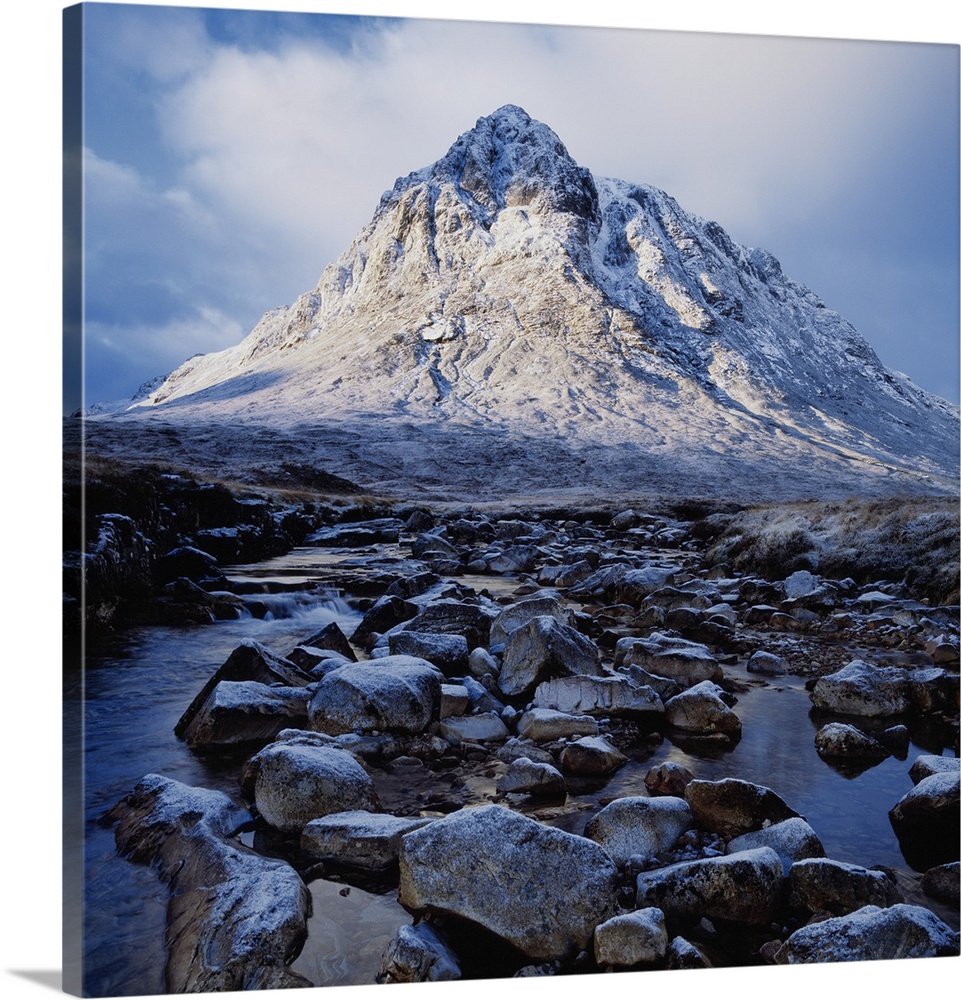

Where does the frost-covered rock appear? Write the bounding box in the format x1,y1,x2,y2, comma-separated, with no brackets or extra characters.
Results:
664,681,741,738
810,660,911,717
175,639,313,740
251,742,379,833
777,904,959,962
307,656,442,736
497,757,566,797
814,722,891,762
388,631,469,674
746,650,788,676
635,847,783,926
489,596,572,647
644,760,695,797
516,707,598,742
593,908,668,967
378,923,461,983
179,680,311,750
499,616,603,698
584,796,693,865
397,804,619,960
533,674,663,718
727,817,825,876
437,712,510,744
559,735,627,776
108,774,311,993
684,778,799,838
787,858,903,915
889,768,961,869
617,635,721,686
300,810,433,869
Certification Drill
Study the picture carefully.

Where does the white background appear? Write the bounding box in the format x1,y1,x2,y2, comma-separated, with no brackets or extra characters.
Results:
1,2,957,999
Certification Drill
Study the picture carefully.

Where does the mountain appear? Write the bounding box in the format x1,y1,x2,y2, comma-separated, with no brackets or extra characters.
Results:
101,105,959,500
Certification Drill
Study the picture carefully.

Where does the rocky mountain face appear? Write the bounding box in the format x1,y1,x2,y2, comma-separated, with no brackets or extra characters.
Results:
112,105,958,500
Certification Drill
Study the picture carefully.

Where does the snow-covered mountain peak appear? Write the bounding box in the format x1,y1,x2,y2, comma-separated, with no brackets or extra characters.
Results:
391,104,600,229
103,106,959,501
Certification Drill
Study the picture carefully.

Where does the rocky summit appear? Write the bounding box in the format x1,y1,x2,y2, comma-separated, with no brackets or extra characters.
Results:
89,104,959,502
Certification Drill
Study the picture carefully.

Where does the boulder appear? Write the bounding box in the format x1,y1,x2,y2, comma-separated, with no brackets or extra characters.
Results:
489,596,572,647
809,660,911,717
635,847,783,926
727,817,825,876
559,736,627,777
644,761,695,798
378,923,461,983
300,810,434,869
617,635,721,686
251,742,379,833
664,681,741,738
593,908,668,967
746,651,788,676
439,684,470,718
665,935,712,969
437,712,510,744
498,616,602,698
398,805,619,960
307,656,442,736
533,675,663,718
584,796,693,865
909,754,960,783
516,708,598,742
920,862,960,906
777,904,959,962
467,647,499,679
496,738,555,766
889,769,961,869
305,518,403,546
350,595,419,647
814,722,890,762
684,778,799,839
787,858,903,915
402,599,499,650
179,681,311,751
497,757,566,797
108,775,311,993
175,639,313,740
388,631,469,674
296,621,357,662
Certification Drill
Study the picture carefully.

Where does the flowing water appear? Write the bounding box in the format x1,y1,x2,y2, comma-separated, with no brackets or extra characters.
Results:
70,545,959,997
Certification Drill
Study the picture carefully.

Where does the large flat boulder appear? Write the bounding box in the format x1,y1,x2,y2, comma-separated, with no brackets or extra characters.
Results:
301,810,434,869
397,804,619,961
787,858,903,915
533,675,664,718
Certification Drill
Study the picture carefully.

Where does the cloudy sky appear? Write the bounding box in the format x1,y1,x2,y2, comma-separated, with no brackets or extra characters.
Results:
67,2,959,410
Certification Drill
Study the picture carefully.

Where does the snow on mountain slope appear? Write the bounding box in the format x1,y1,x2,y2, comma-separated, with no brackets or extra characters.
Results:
102,105,958,499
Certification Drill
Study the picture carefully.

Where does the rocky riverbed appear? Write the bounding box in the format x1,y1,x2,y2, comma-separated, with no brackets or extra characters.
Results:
70,469,960,993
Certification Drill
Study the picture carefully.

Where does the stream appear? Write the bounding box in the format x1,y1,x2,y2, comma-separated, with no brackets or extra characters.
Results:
70,542,959,997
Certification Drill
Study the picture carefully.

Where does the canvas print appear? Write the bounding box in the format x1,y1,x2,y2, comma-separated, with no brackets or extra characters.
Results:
63,3,960,997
